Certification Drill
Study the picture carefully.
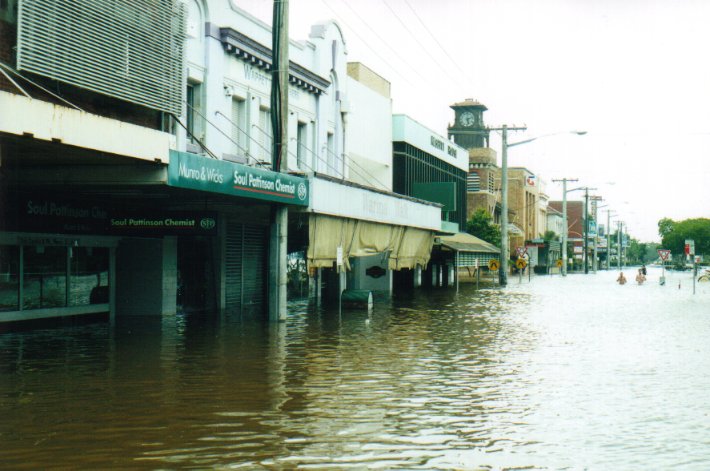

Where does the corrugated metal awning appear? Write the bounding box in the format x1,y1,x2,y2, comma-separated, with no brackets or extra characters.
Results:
437,232,500,254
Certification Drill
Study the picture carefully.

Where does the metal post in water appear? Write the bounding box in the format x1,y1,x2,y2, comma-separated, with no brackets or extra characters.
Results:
693,260,696,295
455,251,459,293
476,259,480,289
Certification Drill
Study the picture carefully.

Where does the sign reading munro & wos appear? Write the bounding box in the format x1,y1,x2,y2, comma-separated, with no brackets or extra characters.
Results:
168,150,309,206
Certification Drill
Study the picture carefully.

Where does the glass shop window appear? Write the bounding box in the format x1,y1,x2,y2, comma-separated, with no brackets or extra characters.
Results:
0,246,20,312
23,246,67,310
69,247,110,306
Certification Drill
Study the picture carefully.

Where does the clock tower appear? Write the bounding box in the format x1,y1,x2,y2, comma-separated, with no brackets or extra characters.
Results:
448,99,489,149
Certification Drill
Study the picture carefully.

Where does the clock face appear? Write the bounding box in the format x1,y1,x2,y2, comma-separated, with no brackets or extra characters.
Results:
460,111,475,127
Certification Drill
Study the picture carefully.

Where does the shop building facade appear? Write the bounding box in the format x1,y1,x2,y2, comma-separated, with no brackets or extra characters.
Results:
0,0,442,325
391,114,470,287
0,0,315,324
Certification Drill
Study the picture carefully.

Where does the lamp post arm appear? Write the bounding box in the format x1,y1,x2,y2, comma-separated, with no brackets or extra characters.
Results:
508,131,587,148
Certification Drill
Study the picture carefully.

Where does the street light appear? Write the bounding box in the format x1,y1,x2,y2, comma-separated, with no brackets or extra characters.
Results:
552,180,586,276
603,208,616,270
593,202,608,273
617,221,625,271
496,129,587,286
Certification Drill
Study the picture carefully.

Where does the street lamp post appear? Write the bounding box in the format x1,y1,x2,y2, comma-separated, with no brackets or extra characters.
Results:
552,178,578,276
496,130,586,285
489,124,527,286
603,209,615,270
580,187,596,274
617,221,623,271
591,199,605,273
584,189,589,274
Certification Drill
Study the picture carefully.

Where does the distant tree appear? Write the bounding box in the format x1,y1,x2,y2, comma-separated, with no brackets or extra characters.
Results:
644,242,660,263
658,218,675,239
543,230,559,242
658,217,710,257
466,209,501,247
626,239,647,265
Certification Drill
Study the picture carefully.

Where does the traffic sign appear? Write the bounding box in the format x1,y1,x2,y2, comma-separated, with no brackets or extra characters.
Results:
516,258,527,269
556,258,564,268
488,259,500,271
657,249,671,261
516,246,526,257
685,239,695,256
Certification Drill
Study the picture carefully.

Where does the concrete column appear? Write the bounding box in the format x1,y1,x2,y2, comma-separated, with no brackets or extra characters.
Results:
109,246,116,325
449,264,455,287
115,237,176,316
161,237,178,315
414,265,422,287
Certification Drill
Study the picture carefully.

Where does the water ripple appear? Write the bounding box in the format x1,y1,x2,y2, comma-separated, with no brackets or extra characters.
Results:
1,268,709,469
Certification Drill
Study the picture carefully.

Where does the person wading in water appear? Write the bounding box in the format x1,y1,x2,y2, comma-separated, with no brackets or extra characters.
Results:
617,272,627,285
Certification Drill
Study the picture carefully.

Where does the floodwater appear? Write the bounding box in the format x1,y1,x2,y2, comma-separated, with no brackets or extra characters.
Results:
1,267,709,470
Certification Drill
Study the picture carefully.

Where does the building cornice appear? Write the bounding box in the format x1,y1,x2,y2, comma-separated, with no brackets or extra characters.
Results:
219,27,330,95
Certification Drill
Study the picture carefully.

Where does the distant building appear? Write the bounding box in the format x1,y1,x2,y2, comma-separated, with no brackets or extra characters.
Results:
447,99,501,225
392,114,469,231
549,200,586,268
546,206,565,238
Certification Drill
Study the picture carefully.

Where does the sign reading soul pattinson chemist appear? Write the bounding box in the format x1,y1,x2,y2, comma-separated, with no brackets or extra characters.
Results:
168,150,309,206
7,196,218,237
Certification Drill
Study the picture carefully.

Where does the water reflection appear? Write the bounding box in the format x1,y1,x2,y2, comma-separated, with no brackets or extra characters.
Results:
1,268,709,469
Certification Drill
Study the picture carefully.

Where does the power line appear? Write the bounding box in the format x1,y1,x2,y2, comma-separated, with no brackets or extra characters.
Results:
331,0,436,88
401,0,470,79
379,0,468,89
317,0,416,88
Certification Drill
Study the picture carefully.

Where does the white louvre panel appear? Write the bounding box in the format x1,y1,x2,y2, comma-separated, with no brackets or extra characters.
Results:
17,0,185,115
467,172,480,192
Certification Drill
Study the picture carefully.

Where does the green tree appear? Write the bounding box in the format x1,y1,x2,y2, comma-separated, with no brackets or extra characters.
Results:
644,242,660,263
543,230,559,242
466,209,501,247
658,218,675,238
658,218,710,258
626,239,647,265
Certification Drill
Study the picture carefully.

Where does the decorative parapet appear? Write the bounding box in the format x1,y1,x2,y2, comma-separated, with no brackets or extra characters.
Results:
218,27,330,95
468,147,497,167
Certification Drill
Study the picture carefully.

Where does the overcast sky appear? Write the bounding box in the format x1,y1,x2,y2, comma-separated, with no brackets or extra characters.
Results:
238,0,710,242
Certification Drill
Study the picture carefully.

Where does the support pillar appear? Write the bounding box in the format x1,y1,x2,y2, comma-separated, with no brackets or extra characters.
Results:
414,266,422,288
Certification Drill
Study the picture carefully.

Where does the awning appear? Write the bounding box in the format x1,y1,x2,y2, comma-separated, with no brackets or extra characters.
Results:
307,214,435,271
508,224,524,236
437,232,500,254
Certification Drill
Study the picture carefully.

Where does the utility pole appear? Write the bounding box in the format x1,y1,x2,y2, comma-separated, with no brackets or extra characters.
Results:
578,187,596,274
604,209,615,270
590,197,603,273
584,189,589,274
617,221,622,271
269,0,289,321
552,178,578,276
489,124,527,286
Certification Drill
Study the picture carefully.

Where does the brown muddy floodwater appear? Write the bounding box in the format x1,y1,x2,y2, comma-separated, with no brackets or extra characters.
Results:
1,267,710,469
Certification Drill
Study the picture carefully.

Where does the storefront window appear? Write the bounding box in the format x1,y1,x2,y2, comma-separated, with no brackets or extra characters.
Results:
0,246,19,312
23,246,67,309
69,247,109,306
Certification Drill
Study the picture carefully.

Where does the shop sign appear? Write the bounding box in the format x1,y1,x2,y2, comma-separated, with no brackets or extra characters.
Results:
8,196,218,236
168,150,309,206
108,212,218,236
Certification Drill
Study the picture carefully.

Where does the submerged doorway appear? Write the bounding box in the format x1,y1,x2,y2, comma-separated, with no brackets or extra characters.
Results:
177,237,215,314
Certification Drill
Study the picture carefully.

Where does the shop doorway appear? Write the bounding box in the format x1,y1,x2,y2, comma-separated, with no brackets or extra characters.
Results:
177,237,215,313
